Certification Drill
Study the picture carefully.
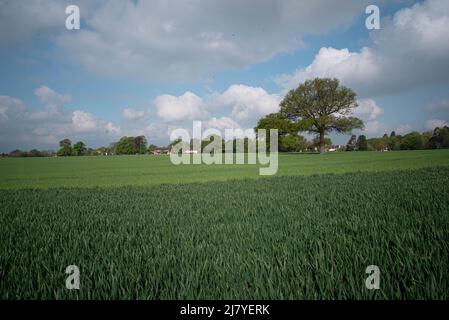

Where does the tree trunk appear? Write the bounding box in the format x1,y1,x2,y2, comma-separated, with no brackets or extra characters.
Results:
319,130,325,154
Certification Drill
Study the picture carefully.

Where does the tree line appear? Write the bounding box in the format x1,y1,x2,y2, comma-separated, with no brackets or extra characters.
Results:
346,126,449,152
1,136,157,158
3,124,448,158
55,136,152,156
2,78,448,157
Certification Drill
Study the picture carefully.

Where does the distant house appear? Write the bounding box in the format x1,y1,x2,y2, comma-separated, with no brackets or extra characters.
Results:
326,145,343,152
151,147,171,155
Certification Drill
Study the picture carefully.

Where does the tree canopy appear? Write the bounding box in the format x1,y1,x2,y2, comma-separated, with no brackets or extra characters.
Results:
73,141,87,156
57,138,72,156
279,78,364,153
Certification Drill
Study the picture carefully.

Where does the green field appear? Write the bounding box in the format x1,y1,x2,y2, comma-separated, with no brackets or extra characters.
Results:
1,150,449,189
1,150,449,299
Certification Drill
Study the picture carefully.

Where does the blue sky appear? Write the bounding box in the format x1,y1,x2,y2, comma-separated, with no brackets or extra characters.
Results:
1,0,449,152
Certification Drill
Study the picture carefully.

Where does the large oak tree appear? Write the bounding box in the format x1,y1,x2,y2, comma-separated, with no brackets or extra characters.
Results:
280,78,364,153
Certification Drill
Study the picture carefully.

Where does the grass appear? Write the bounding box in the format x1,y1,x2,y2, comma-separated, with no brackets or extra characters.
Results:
0,149,449,189
0,150,448,299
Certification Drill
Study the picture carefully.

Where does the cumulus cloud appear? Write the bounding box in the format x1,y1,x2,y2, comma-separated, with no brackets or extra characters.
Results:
211,85,281,123
153,84,280,135
0,87,121,151
71,110,97,132
352,99,387,136
275,47,378,95
0,96,26,120
155,91,208,122
105,122,121,135
353,99,384,122
34,86,72,115
276,0,449,97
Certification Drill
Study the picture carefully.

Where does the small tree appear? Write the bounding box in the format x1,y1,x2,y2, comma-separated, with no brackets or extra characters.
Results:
116,136,134,155
427,126,449,149
280,78,363,153
356,135,368,151
133,135,147,154
73,141,87,156
57,138,72,156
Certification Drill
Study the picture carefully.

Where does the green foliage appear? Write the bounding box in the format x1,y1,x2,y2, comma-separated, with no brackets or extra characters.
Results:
1,167,449,299
279,135,308,152
388,135,401,151
133,136,147,154
28,149,43,157
57,138,72,156
148,144,158,153
255,113,299,136
356,135,368,151
427,126,449,149
73,141,87,156
401,131,423,150
365,127,449,151
7,149,46,157
115,136,148,155
368,138,387,151
116,136,135,155
255,113,306,152
279,78,363,153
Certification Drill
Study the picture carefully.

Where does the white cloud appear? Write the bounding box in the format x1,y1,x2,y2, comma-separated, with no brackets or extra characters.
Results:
0,96,26,120
204,117,241,131
0,87,121,151
211,85,281,123
354,99,384,122
276,0,449,97
122,108,146,121
349,99,387,136
153,85,280,133
276,47,378,95
361,120,388,136
40,0,370,81
155,91,207,122
104,122,121,135
426,119,448,130
71,110,97,132
35,86,72,115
